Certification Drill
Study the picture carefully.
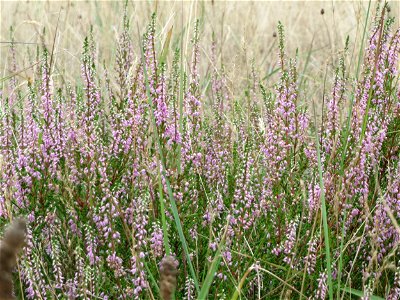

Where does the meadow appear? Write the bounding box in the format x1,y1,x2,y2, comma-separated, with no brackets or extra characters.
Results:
1,1,400,299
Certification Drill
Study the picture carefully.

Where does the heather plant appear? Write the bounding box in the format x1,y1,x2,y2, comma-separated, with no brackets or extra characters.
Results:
0,2,400,300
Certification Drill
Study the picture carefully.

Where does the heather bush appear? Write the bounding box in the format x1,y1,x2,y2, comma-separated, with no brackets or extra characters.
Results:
1,3,399,299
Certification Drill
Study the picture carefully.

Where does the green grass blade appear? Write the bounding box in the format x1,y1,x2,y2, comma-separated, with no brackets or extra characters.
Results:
341,287,384,300
230,265,254,300
313,103,333,300
337,2,371,298
299,35,314,90
143,259,161,297
138,27,200,294
198,220,228,300
262,67,279,81
359,6,386,143
157,174,171,256
339,0,371,174
165,182,200,294
159,26,173,67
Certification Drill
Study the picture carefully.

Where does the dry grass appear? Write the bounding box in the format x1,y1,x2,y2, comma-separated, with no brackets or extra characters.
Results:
1,1,399,98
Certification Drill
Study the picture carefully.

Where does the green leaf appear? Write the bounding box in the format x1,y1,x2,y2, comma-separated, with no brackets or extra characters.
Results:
198,220,228,300
341,287,385,300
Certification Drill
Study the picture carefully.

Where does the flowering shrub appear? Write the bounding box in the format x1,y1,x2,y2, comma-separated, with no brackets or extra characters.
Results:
1,4,399,299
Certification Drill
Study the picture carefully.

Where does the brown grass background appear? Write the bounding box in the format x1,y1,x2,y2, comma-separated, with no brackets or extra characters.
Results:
1,1,399,105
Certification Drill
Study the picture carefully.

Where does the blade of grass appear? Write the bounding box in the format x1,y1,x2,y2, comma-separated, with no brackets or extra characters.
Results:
257,266,307,299
0,60,43,84
359,6,386,143
300,184,318,299
230,264,255,300
159,26,173,67
336,0,371,299
312,101,333,300
339,0,371,174
48,7,61,75
143,258,160,298
177,2,186,175
138,25,200,294
198,218,228,300
157,173,171,256
298,34,314,91
177,43,184,175
337,2,371,298
262,67,279,81
341,287,384,300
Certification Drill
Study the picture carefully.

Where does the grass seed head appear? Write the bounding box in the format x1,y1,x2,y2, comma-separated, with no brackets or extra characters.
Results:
0,218,27,300
160,256,179,300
